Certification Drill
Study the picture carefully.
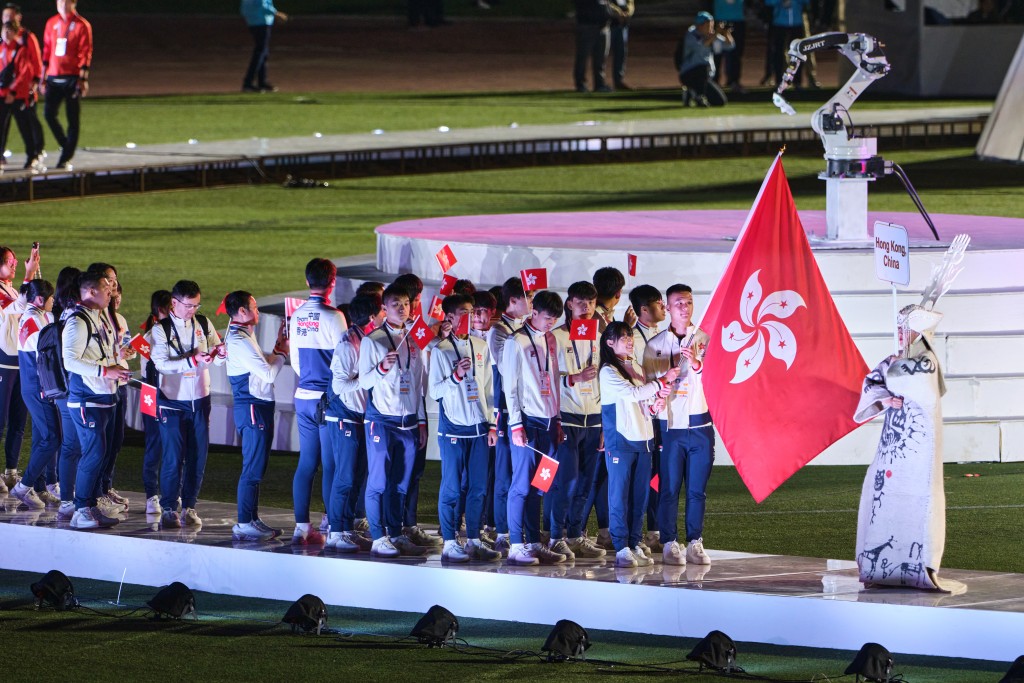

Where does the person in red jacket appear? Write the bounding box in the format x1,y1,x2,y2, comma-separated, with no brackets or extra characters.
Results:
41,0,90,170
0,7,44,173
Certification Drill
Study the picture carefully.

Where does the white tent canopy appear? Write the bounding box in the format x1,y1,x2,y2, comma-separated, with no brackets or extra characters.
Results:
977,35,1024,163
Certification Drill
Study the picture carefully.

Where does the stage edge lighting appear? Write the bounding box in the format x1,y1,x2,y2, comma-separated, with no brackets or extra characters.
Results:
30,570,79,611
147,582,196,620
687,630,738,673
541,620,591,662
999,655,1024,683
845,642,895,682
410,605,459,648
282,594,328,635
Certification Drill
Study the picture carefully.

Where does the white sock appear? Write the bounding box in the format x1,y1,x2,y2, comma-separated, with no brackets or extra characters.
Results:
296,522,311,533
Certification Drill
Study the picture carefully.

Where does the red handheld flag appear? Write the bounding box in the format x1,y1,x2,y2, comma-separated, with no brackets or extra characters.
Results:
531,454,560,493
439,273,457,296
284,297,307,318
139,382,158,418
411,299,423,321
454,312,470,337
569,318,598,341
428,295,445,321
215,293,229,316
406,316,434,352
435,244,457,274
699,155,867,502
520,267,548,292
627,253,637,277
129,334,152,360
18,317,39,347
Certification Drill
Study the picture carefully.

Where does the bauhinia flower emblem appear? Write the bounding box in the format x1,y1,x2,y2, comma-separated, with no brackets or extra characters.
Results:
720,270,806,384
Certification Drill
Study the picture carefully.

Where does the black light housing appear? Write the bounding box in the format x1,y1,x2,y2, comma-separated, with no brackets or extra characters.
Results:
30,570,79,611
282,594,328,635
541,619,591,662
147,582,196,620
845,642,894,682
687,630,738,672
999,656,1024,683
410,605,459,648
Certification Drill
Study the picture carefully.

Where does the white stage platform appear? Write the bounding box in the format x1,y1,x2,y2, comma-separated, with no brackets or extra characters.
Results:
2,494,1022,663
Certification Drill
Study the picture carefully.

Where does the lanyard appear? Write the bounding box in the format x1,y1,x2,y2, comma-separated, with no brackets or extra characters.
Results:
76,305,110,362
635,323,651,344
382,323,411,370
571,339,593,369
169,316,197,357
524,325,549,375
451,336,475,378
58,19,76,41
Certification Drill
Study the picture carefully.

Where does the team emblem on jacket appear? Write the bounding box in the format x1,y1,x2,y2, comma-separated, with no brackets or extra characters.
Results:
373,435,380,443
612,457,619,464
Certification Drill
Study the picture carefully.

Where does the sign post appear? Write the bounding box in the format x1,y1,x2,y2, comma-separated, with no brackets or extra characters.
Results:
873,221,910,355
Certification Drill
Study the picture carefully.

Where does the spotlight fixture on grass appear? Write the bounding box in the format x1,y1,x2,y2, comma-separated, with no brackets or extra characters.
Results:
999,655,1024,683
687,630,738,673
30,570,79,611
845,642,895,682
541,619,591,662
147,582,196,620
282,594,327,635
410,605,459,648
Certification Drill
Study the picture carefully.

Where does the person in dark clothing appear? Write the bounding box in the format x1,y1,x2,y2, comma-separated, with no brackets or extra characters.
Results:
574,0,611,92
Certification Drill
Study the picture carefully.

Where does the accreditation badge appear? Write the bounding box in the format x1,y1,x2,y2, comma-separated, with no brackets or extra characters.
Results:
55,38,67,57
398,370,411,395
538,373,552,398
464,377,480,403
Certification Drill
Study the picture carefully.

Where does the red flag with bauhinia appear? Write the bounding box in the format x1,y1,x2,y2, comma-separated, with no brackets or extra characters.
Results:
699,154,867,502
139,382,158,418
406,316,434,352
435,244,457,273
531,453,560,493
18,317,39,347
627,253,637,277
520,267,548,292
428,295,445,321
284,297,307,317
439,273,457,296
129,334,152,359
569,318,598,341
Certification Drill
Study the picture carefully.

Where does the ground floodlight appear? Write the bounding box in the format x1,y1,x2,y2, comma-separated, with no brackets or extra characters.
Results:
30,570,79,611
845,642,894,682
541,619,591,661
687,630,738,672
410,605,458,647
999,656,1024,683
147,582,196,620
282,594,327,635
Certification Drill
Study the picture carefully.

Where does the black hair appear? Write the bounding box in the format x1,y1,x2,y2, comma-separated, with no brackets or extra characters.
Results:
87,262,117,277
473,290,497,311
54,266,81,316
441,293,473,316
453,279,476,296
18,281,28,295
629,284,662,312
599,321,634,380
592,266,626,300
4,4,22,13
25,279,53,305
145,289,172,331
171,280,201,300
338,303,351,327
665,283,693,299
392,273,424,297
355,281,385,297
488,285,503,312
224,290,253,318
566,280,598,302
531,290,563,319
501,277,525,310
349,294,382,328
78,269,106,293
381,284,410,306
305,258,337,290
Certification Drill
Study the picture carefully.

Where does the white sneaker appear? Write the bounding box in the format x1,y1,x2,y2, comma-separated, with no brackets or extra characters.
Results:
91,505,120,528
57,501,75,520
11,482,45,510
392,534,428,556
634,544,654,567
106,489,130,508
70,507,99,530
146,495,161,514
183,508,202,526
615,547,638,568
549,539,576,561
161,509,182,528
465,539,502,562
326,531,359,553
97,495,126,516
507,542,539,566
662,540,686,566
531,542,567,565
233,521,274,542
442,539,470,563
686,538,711,565
371,536,400,558
568,535,607,558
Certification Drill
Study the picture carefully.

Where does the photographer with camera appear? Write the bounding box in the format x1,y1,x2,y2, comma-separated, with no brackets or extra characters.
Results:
673,11,735,107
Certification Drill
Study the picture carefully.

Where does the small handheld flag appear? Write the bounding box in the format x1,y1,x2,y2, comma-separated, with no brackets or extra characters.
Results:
129,334,152,360
435,244,458,274
569,318,598,341
531,454,560,493
520,267,548,292
439,273,458,296
139,382,158,418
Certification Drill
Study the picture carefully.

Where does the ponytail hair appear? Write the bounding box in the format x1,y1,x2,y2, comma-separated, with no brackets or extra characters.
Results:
599,321,634,380
24,279,54,306
144,289,172,331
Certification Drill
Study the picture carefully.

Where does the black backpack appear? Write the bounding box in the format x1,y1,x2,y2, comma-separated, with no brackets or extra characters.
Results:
151,315,212,387
36,310,94,402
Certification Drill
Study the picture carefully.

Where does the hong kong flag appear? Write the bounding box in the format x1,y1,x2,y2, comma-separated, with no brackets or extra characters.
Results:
520,267,548,292
439,273,458,296
129,334,152,359
454,312,470,337
531,453,560,493
139,382,158,418
428,295,445,321
215,293,229,316
699,155,867,502
406,316,434,352
435,244,457,274
284,297,307,318
569,318,598,341
627,253,637,277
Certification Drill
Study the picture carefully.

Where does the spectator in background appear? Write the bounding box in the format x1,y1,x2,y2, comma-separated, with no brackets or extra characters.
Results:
574,0,612,93
674,12,734,107
241,0,287,93
713,0,746,93
0,5,45,173
766,0,808,89
42,0,91,170
608,0,634,90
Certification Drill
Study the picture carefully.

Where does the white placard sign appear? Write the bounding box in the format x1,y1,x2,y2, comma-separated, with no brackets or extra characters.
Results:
874,221,910,286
